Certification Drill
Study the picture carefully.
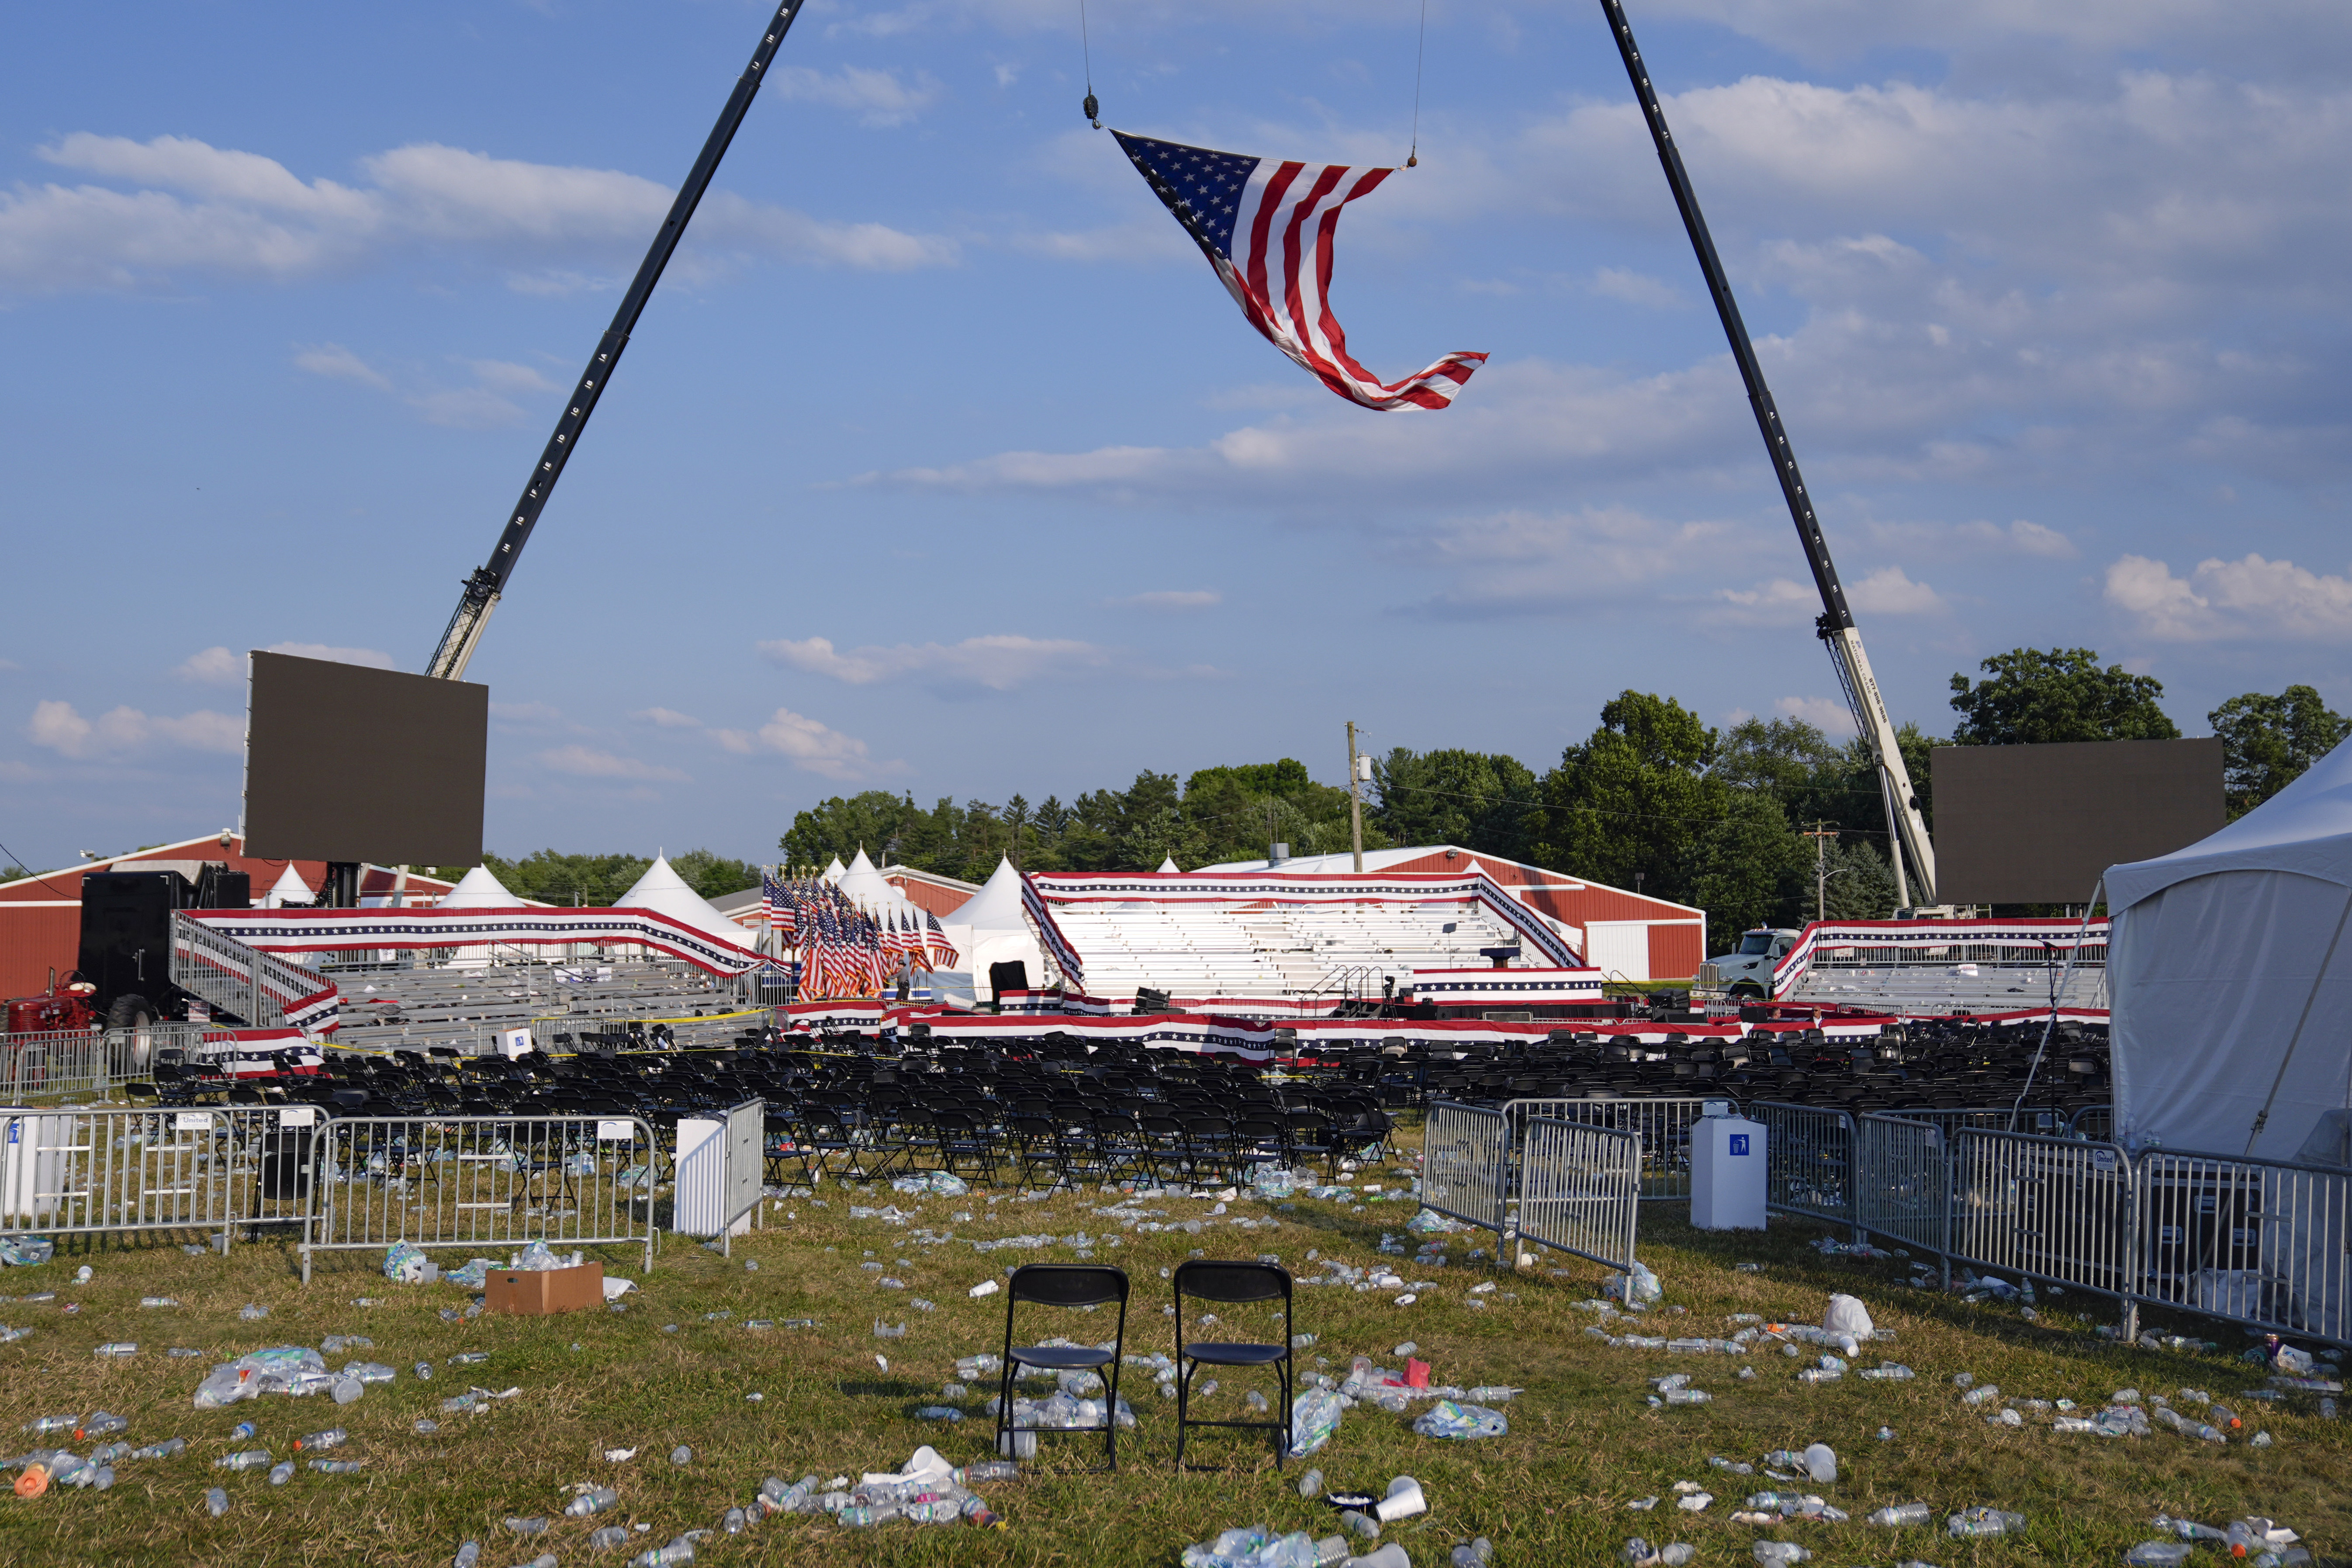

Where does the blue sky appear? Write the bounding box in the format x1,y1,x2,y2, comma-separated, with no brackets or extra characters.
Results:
3,0,2348,871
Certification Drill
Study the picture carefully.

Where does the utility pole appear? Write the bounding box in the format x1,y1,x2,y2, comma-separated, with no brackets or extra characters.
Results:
1803,822,1839,923
1346,721,1366,873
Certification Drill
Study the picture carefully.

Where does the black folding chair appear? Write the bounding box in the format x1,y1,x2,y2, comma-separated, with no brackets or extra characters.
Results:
996,1264,1130,1469
1173,1260,1294,1469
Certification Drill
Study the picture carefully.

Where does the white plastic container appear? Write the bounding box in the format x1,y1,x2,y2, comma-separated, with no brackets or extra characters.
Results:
1691,1114,1767,1230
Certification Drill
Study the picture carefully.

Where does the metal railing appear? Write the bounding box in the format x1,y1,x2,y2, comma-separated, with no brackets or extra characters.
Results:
171,912,339,1030
1949,1128,2137,1302
1501,1095,1728,1202
1514,1118,1641,1271
1854,1112,1952,1256
2135,1148,2349,1346
1751,1101,1855,1229
301,1112,659,1280
0,1103,312,1248
675,1099,764,1256
1420,1101,1509,1236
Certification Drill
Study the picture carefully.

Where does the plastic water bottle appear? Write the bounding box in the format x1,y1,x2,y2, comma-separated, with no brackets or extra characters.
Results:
566,1485,620,1516
309,1460,367,1473
76,1412,127,1440
1868,1503,1931,1526
268,1461,294,1486
671,1445,692,1466
1297,1467,1324,1499
505,1516,549,1535
24,1415,77,1435
453,1542,481,1568
1753,1544,1810,1564
722,1507,747,1534
205,1486,229,1516
1948,1507,2027,1538
231,1422,256,1441
589,1526,630,1550
415,1361,435,1381
1451,1539,1495,1568
2126,1545,2194,1567
214,1450,272,1471
131,1438,185,1460
296,1428,347,1451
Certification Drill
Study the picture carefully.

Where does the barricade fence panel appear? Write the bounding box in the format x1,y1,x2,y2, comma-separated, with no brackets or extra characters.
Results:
0,1104,310,1247
2136,1150,2349,1349
1420,1101,1509,1237
1751,1102,1855,1228
1947,1128,2136,1301
302,1113,658,1281
1855,1113,1951,1256
1502,1096,1727,1202
1514,1118,1641,1272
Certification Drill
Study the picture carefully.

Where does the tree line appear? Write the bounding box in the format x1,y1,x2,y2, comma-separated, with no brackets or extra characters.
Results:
508,649,2348,933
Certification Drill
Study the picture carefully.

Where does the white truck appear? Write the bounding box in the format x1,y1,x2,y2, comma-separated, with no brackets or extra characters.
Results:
1700,928,1801,999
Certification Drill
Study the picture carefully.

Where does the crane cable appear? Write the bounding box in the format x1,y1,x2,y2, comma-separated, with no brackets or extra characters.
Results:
1406,0,1428,166
1079,0,1101,127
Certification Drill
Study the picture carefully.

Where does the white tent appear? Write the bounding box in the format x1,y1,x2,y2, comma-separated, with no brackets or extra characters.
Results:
263,865,314,908
943,855,1042,1001
822,856,847,886
2108,737,2352,1163
837,848,917,921
617,854,759,950
1157,856,1180,873
436,865,520,909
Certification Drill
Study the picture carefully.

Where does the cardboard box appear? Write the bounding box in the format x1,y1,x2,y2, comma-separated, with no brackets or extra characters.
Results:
485,1260,604,1316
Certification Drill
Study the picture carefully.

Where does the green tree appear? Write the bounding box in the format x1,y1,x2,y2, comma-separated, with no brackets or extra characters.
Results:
1370,748,1540,861
1687,788,1810,938
2210,685,2350,818
779,791,928,872
669,849,758,901
484,850,651,905
1529,692,1724,903
1948,648,2179,745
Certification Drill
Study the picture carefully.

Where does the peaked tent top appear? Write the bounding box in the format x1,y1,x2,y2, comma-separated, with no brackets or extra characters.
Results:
437,864,519,909
2108,734,2352,911
616,853,755,946
264,864,314,907
952,855,1029,931
1158,857,1181,873
822,856,847,885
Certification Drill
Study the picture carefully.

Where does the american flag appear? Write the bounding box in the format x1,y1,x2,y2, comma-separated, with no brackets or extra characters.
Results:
924,909,958,968
1114,130,1486,412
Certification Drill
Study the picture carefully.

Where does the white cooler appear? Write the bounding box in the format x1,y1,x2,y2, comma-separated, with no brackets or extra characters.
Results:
1691,1113,1767,1230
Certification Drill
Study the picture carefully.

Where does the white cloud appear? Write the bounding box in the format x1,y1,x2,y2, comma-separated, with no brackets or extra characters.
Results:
2106,552,2352,641
27,699,241,758
1716,578,1822,624
1961,519,2077,558
1590,267,1684,308
292,343,390,390
632,706,706,729
1414,505,1751,616
1774,695,1859,736
770,65,944,127
1114,590,1222,610
536,744,689,783
711,707,897,782
1,133,956,295
758,634,1112,691
1846,564,1946,614
265,641,397,669
176,646,241,684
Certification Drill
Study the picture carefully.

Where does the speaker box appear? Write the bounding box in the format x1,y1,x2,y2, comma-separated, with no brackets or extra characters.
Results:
989,959,1031,998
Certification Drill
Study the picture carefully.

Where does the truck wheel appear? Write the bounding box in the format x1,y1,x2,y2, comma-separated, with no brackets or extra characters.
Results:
107,993,156,1073
1730,982,1764,1000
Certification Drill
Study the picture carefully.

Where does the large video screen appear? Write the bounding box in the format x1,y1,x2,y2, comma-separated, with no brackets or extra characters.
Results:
244,651,486,865
1933,738,2224,904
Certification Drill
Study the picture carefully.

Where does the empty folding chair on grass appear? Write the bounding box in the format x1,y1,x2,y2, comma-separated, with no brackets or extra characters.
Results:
996,1264,1130,1469
1173,1260,1294,1469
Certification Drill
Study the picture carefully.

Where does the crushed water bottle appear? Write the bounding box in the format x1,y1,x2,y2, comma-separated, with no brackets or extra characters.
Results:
1868,1503,1931,1527
567,1485,620,1516
1948,1507,2027,1538
214,1450,272,1471
130,1438,185,1460
205,1486,229,1516
454,1542,481,1568
671,1445,692,1466
309,1460,367,1473
1451,1540,1496,1568
2126,1545,2194,1567
1752,1545,1810,1564
589,1525,630,1550
268,1460,294,1486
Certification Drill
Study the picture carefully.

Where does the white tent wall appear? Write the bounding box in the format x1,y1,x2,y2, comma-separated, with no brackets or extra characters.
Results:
2110,869,2352,1161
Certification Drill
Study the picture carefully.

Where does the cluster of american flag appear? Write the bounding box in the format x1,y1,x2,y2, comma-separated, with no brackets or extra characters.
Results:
759,870,957,1000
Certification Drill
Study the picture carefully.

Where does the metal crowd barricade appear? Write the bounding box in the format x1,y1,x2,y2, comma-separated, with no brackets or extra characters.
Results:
2135,1148,2349,1349
1854,1113,1951,1257
1501,1095,1726,1202
1885,1106,2068,1139
1751,1101,1856,1229
675,1099,764,1256
301,1112,659,1281
1420,1101,1510,1238
0,1104,304,1249
1947,1128,2138,1310
1514,1118,1641,1272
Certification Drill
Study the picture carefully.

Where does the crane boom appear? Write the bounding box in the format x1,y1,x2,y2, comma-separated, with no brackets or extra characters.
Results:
1595,0,1939,906
425,0,809,682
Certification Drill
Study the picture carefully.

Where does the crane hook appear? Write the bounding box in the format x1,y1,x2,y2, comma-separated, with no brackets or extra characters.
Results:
1083,91,1100,128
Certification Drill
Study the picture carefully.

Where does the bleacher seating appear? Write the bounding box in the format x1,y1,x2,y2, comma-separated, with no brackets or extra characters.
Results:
325,952,753,1055
1050,896,1524,1000
1786,961,2107,1014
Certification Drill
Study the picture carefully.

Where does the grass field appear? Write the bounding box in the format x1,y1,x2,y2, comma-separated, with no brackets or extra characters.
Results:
0,1126,2343,1568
